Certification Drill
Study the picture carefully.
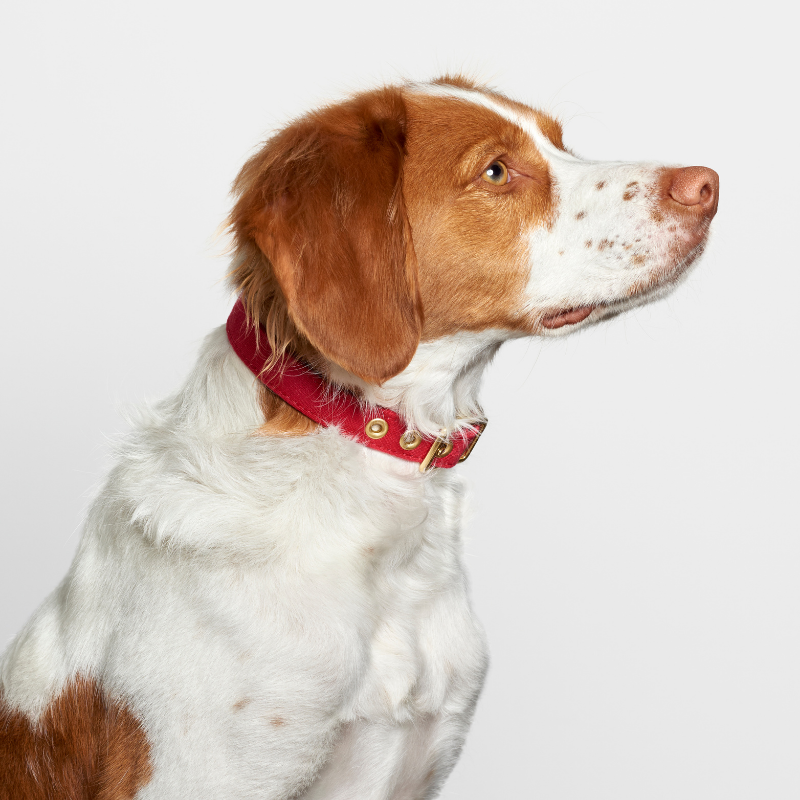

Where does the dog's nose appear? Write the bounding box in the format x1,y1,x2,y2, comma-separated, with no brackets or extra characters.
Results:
668,166,719,215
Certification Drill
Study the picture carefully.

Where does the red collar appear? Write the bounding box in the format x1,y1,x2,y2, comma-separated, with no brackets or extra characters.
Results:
226,300,485,472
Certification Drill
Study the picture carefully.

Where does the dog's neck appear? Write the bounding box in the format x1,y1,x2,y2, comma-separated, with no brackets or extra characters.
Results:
325,330,506,438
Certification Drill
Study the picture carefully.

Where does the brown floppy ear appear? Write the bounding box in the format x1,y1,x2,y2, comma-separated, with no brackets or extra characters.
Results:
231,87,422,384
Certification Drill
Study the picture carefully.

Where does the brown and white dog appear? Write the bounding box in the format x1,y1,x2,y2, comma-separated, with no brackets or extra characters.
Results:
0,76,718,799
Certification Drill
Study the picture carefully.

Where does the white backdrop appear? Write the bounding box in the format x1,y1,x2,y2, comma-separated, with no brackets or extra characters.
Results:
1,1,797,798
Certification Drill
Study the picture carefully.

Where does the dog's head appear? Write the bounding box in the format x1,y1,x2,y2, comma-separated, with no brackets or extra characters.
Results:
229,77,718,385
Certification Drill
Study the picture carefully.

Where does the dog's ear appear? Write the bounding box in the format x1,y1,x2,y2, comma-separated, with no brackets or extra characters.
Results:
231,88,422,385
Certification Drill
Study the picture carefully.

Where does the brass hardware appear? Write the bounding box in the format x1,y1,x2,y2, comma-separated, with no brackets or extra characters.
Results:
399,430,423,450
419,431,452,473
365,418,389,439
458,421,487,463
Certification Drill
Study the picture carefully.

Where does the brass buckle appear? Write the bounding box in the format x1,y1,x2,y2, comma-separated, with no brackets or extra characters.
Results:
419,431,452,473
419,422,487,473
458,421,486,463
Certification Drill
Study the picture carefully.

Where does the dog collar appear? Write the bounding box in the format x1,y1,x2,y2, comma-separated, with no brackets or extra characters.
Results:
226,299,485,472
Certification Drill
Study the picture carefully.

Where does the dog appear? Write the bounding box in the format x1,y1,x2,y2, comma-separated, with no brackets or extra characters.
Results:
0,75,718,799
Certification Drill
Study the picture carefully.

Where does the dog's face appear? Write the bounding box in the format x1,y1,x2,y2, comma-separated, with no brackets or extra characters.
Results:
403,83,718,339
229,77,718,383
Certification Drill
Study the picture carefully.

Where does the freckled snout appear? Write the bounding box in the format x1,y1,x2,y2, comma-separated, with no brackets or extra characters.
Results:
667,166,719,218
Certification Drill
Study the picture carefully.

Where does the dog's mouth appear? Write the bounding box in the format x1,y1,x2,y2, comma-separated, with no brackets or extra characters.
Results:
540,306,595,329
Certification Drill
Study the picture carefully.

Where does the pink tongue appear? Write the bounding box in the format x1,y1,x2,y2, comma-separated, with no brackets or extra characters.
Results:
541,306,594,329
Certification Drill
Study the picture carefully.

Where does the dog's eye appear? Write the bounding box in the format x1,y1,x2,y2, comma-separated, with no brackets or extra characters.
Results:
481,161,509,186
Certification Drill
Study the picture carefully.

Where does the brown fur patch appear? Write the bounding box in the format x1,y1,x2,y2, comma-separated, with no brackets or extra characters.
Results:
257,384,318,436
575,211,586,220
595,181,606,190
0,678,152,800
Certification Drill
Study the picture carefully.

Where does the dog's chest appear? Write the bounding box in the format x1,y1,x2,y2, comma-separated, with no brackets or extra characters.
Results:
315,464,484,724
347,496,466,721
163,455,485,729
293,467,488,798
155,463,489,796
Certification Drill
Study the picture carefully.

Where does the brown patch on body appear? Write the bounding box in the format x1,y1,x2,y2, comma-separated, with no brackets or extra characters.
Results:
585,240,593,248
575,211,586,220
597,239,614,251
257,384,318,436
232,698,252,712
0,678,152,800
269,716,286,727
595,181,606,190
631,254,646,266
